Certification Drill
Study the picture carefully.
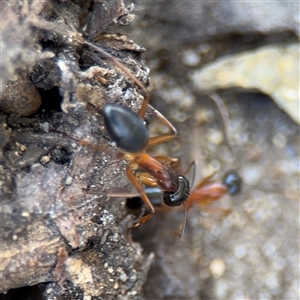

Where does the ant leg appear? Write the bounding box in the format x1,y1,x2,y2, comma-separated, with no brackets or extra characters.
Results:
126,167,155,226
209,93,231,145
180,203,188,238
137,91,150,120
182,160,196,176
108,56,150,120
152,156,178,167
147,135,176,147
135,172,157,187
150,105,177,133
84,41,148,95
193,174,216,190
180,160,197,189
149,105,177,135
83,40,151,119
56,132,106,152
107,192,142,197
147,105,178,147
208,92,239,163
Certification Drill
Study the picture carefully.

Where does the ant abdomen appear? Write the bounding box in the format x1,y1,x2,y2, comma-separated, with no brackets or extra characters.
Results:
102,104,149,153
163,175,190,207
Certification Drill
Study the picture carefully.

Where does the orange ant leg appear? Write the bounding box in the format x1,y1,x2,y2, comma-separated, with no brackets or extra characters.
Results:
152,156,178,167
146,105,178,148
149,105,177,135
126,166,155,226
147,135,176,148
83,40,152,123
137,89,150,120
84,40,149,99
57,132,106,153
135,173,158,187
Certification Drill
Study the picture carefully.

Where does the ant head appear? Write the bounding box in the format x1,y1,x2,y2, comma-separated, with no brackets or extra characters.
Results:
163,175,190,207
223,171,242,196
102,104,149,153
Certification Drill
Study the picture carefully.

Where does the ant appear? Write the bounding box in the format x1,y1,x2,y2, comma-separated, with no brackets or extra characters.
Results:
57,41,191,227
86,42,196,226
126,171,241,234
102,101,190,227
60,39,240,232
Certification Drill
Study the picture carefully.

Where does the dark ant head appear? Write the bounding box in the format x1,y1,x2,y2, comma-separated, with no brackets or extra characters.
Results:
163,175,190,207
223,171,242,196
102,104,149,153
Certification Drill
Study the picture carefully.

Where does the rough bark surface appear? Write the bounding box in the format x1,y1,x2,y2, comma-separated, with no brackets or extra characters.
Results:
1,1,152,299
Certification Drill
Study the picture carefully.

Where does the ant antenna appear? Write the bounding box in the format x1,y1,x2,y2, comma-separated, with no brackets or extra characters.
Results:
83,40,150,116
190,161,197,191
180,202,188,238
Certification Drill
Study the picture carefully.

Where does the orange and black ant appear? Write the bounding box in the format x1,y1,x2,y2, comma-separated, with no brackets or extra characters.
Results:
126,171,242,211
126,170,242,233
57,41,191,227
59,39,241,232
102,100,190,227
